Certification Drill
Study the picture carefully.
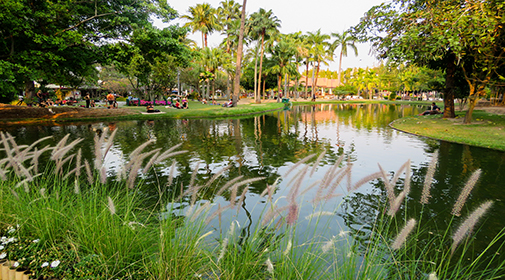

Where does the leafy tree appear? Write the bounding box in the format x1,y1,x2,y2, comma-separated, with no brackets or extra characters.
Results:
354,0,505,122
110,25,192,100
232,0,247,106
0,0,176,100
266,35,298,98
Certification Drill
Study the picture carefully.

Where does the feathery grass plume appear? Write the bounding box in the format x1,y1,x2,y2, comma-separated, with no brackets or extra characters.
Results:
261,205,290,226
126,149,160,189
84,160,93,185
314,165,342,203
310,150,327,177
189,162,201,188
142,150,160,173
266,258,274,274
299,179,322,197
167,161,176,187
283,239,292,256
216,176,244,197
284,154,316,178
428,272,438,280
348,171,382,193
229,177,265,207
391,218,417,250
40,188,46,198
314,166,351,205
102,129,117,160
388,191,406,217
190,201,211,222
305,211,334,220
0,167,7,181
107,196,116,215
129,139,155,161
206,204,233,224
93,134,104,170
451,169,482,216
100,166,107,184
378,164,396,205
153,143,182,161
322,236,337,253
452,200,493,254
15,174,40,193
74,180,80,194
52,138,82,162
196,230,214,246
75,149,82,178
287,166,309,205
217,237,228,263
51,134,70,159
30,145,51,175
286,204,299,226
403,160,412,194
390,160,410,188
55,154,75,176
190,185,204,207
204,166,231,189
421,151,439,204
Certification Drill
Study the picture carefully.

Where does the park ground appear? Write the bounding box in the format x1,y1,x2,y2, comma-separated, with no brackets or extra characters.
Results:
1,99,504,151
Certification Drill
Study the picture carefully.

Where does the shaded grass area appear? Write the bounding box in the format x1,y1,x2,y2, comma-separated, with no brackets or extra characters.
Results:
390,110,505,151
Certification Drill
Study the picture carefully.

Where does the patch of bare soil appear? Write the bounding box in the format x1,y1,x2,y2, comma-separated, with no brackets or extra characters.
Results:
0,104,137,124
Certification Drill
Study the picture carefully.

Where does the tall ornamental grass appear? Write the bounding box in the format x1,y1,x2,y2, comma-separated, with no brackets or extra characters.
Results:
0,131,503,279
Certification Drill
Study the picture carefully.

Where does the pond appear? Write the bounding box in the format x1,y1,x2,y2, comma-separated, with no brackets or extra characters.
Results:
2,103,505,265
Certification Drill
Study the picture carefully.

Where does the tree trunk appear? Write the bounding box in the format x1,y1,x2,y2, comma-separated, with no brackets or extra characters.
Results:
254,47,260,103
304,60,309,99
338,51,343,87
232,0,247,106
258,33,266,102
443,52,456,118
464,94,478,124
24,80,35,102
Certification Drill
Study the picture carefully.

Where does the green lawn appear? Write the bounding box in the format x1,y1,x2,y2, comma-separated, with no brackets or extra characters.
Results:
390,110,505,151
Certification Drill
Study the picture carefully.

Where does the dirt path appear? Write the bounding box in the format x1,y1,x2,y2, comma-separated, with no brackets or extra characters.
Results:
0,104,136,124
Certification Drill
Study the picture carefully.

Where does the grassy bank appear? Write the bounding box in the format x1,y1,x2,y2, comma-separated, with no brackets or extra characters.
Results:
390,110,505,151
0,132,504,279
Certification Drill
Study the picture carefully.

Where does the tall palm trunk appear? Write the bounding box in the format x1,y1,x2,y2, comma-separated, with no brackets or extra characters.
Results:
232,0,247,106
304,60,309,99
254,49,259,103
258,33,266,101
337,51,343,87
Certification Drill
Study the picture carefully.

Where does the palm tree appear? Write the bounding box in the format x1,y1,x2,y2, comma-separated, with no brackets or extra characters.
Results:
182,3,221,48
249,8,281,103
306,30,331,98
218,0,242,53
267,35,297,99
331,31,358,87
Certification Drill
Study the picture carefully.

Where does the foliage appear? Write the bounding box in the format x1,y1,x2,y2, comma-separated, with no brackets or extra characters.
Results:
0,0,176,99
110,25,192,100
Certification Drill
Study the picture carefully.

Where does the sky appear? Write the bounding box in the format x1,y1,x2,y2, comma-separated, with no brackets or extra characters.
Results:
154,0,386,71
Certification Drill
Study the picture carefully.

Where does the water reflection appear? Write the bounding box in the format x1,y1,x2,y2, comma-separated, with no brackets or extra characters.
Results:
1,104,504,260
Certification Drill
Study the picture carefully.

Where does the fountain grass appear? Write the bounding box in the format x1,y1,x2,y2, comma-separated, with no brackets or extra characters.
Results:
390,110,505,151
0,132,504,279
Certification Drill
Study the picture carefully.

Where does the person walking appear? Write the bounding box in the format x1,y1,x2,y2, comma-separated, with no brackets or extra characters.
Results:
106,92,115,109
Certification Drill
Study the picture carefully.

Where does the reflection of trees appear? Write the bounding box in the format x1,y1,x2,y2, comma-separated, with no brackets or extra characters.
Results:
338,143,505,267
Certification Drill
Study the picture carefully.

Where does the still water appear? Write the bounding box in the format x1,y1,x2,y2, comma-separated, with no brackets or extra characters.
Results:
2,103,505,257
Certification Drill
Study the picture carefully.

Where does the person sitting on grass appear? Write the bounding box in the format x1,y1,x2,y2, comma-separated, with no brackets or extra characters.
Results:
46,98,55,106
222,99,233,107
174,99,181,109
419,102,442,116
146,104,160,113
182,100,188,109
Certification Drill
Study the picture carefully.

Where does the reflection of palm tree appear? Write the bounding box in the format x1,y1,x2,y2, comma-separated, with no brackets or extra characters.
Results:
182,3,221,48
330,31,358,87
249,8,281,103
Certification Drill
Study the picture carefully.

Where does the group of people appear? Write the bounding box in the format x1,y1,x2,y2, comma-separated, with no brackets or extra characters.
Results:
145,98,188,113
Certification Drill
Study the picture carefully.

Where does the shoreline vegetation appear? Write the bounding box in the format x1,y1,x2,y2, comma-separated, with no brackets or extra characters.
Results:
1,100,505,151
0,131,504,279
